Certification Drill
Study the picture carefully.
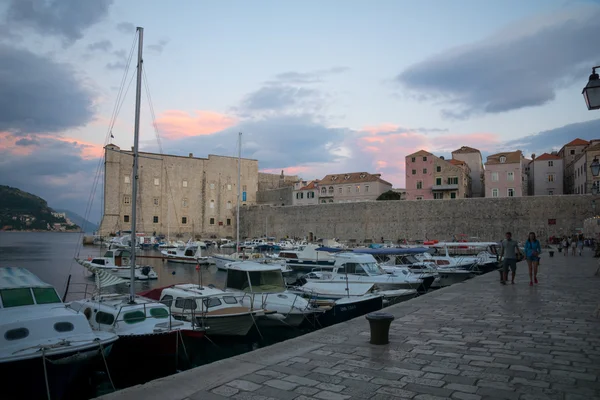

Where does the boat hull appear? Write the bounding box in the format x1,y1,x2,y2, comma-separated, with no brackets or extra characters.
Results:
196,314,256,336
316,296,383,328
0,344,112,400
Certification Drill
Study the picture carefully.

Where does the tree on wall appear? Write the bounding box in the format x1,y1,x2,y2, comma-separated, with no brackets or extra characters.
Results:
376,190,401,201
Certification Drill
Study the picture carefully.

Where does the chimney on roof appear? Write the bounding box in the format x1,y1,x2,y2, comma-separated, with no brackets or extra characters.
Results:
189,153,193,158
531,153,536,160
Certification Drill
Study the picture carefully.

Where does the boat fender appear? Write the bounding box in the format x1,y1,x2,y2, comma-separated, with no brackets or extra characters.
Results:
88,256,92,261
265,313,286,321
142,266,151,276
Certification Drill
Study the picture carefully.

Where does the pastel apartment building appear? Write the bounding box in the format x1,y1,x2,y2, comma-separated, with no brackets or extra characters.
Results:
451,146,485,197
559,138,591,194
527,153,563,196
567,140,600,194
405,150,472,200
292,172,392,205
484,150,527,198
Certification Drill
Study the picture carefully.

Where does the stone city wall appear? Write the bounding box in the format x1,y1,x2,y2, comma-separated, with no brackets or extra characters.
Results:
240,195,599,242
256,187,293,207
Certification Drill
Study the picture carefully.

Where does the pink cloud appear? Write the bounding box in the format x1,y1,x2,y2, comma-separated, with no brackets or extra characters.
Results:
155,110,238,139
361,123,400,135
0,132,104,160
55,136,104,159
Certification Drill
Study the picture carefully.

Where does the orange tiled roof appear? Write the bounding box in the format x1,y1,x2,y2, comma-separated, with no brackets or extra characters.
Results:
534,153,561,161
485,150,522,165
448,159,466,166
565,138,590,147
451,146,481,154
318,172,392,186
406,149,434,158
298,180,319,190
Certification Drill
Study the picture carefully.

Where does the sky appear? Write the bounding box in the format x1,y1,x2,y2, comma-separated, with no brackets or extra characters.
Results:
1,0,600,221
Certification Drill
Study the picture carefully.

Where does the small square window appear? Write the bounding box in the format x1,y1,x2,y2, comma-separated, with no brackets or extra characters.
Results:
124,215,130,223
450,192,456,199
423,168,427,174
210,183,215,189
507,172,514,181
365,185,369,193
435,177,442,185
548,161,553,167
153,216,159,223
226,218,231,226
412,170,416,175
154,178,160,186
227,184,232,190
346,186,351,193
123,195,131,204
124,176,130,184
434,193,443,200
209,218,215,225
411,157,416,162
491,172,499,182
153,197,159,206
182,198,188,207
416,181,423,189
508,188,515,197
183,180,188,187
182,217,187,224
436,166,441,172
492,188,499,198
338,187,342,194
570,149,575,155
423,156,427,161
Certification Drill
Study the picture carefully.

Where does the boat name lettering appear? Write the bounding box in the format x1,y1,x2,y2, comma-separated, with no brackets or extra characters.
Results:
339,305,357,312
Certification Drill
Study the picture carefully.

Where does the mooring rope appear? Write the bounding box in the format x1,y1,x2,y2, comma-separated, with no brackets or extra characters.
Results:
98,341,115,392
42,348,51,400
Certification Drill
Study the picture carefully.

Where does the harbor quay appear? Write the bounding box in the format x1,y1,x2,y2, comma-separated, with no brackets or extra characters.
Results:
99,253,600,400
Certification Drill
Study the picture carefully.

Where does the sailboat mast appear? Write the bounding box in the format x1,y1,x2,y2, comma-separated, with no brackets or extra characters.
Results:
129,27,144,301
236,132,241,252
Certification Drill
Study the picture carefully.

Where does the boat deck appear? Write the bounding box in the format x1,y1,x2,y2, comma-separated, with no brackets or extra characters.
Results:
98,251,600,400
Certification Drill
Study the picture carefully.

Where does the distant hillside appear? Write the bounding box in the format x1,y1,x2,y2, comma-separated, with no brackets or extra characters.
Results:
54,209,98,233
0,185,80,231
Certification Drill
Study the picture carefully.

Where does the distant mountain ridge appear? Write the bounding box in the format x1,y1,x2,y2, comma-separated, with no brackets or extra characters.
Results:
0,185,80,231
54,209,99,233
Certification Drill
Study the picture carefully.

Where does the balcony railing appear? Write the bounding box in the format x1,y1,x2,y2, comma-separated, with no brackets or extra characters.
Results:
432,184,459,191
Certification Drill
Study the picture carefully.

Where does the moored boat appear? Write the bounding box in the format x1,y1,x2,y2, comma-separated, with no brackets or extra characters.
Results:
0,267,118,400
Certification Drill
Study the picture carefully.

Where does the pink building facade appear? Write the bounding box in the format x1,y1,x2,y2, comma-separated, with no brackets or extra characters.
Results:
484,151,527,198
405,150,435,200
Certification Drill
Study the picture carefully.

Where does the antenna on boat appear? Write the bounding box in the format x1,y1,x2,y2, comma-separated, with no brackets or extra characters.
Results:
236,132,242,257
129,27,144,304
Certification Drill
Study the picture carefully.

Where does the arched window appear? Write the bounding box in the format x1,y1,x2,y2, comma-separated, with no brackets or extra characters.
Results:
328,186,334,194
321,187,326,194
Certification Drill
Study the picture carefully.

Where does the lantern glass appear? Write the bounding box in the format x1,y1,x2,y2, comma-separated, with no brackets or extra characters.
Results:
583,77,600,110
591,159,600,177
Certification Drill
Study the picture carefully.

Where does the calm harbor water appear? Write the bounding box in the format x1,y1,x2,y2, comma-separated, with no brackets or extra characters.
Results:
0,232,309,398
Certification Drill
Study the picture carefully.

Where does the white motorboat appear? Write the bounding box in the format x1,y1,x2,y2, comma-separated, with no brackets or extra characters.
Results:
288,281,417,304
161,241,210,264
139,283,268,336
0,267,118,400
302,253,430,292
224,261,324,327
76,248,157,280
277,244,337,272
418,242,500,273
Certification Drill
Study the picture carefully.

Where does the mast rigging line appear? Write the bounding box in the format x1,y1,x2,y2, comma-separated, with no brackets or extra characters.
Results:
66,31,139,292
142,68,182,234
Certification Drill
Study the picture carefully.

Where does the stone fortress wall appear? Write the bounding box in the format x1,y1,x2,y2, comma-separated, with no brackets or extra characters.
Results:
240,195,598,242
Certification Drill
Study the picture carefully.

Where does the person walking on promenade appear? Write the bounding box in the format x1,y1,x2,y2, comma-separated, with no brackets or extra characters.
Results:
577,235,584,256
525,232,541,286
571,235,577,256
562,236,569,256
499,232,522,285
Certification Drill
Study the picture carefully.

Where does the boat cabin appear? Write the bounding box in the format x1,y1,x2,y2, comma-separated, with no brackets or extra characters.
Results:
225,262,286,293
330,253,387,276
91,249,131,267
0,267,62,309
158,284,242,315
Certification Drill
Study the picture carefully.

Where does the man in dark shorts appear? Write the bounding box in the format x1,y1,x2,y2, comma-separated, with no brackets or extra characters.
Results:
499,232,522,285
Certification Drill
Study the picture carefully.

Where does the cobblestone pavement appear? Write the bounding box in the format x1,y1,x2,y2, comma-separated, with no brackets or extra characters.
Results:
101,251,600,400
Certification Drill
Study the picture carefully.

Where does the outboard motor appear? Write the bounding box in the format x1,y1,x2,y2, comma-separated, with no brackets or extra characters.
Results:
141,266,151,276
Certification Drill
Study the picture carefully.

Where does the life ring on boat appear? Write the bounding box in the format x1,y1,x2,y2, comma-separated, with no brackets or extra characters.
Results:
87,256,92,261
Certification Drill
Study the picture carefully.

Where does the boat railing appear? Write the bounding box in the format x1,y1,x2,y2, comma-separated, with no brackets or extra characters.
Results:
111,299,199,332
63,282,96,301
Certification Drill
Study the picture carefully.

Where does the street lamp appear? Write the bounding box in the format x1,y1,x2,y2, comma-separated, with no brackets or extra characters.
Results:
591,157,600,177
582,66,600,110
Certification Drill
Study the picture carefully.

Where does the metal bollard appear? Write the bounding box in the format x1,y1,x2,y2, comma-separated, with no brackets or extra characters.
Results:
365,312,394,345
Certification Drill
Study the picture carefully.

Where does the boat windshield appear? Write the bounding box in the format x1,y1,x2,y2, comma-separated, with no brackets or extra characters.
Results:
227,269,285,293
359,262,384,276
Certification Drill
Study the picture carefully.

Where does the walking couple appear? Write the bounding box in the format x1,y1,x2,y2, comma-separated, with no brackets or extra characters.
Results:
499,231,541,286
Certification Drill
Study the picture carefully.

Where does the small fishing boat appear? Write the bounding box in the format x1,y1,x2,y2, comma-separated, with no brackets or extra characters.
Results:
161,241,210,264
139,284,268,336
224,261,325,328
76,248,158,280
0,267,118,400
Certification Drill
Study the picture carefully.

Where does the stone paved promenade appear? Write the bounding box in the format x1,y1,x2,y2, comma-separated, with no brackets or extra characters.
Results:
101,251,600,400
